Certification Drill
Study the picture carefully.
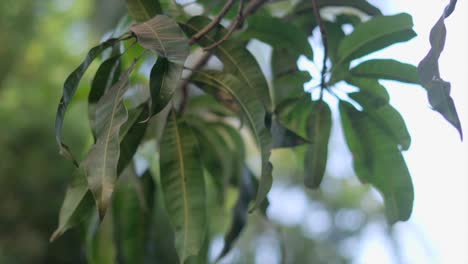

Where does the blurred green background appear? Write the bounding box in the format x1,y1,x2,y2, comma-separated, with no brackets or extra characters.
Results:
0,1,405,263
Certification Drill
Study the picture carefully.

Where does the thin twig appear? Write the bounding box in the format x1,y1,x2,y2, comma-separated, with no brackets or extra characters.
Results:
311,0,328,100
189,0,236,45
204,0,245,50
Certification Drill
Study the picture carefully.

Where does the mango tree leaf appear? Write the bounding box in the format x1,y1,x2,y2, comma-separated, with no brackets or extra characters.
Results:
350,93,411,150
149,57,184,116
243,15,313,59
418,0,462,139
190,71,273,212
337,13,416,65
351,59,420,84
180,16,272,112
131,15,189,65
84,62,136,219
275,95,313,139
50,167,95,242
86,213,117,264
340,102,414,223
271,118,310,149
89,54,122,137
126,0,162,22
346,77,389,105
159,111,207,263
55,38,120,165
304,101,332,188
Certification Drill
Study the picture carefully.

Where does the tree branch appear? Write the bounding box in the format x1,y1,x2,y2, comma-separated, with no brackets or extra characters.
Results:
311,0,328,99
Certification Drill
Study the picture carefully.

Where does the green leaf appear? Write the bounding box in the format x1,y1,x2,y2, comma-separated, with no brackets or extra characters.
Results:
117,105,149,175
351,59,420,84
346,77,389,105
86,213,117,264
350,93,411,150
159,111,207,263
50,167,95,242
217,166,256,261
126,0,162,22
131,15,189,65
271,118,310,149
243,15,313,59
418,7,462,138
304,101,332,188
89,54,122,137
275,95,313,139
337,13,416,65
190,71,273,212
84,62,136,219
55,38,120,165
340,102,414,223
180,16,272,112
149,57,184,116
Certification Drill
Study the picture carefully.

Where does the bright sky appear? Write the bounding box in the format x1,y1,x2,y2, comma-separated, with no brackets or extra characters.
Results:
358,0,468,263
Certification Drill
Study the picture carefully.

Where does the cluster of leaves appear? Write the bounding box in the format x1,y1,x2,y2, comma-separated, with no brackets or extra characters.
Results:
51,0,462,262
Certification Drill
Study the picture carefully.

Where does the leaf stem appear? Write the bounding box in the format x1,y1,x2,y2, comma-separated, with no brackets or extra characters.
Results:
311,0,328,100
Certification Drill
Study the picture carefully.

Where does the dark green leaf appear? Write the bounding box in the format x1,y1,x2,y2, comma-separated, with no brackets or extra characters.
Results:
304,101,332,188
131,15,189,65
418,5,462,139
55,38,120,165
190,71,273,212
337,13,416,65
275,95,312,139
149,57,184,116
159,111,207,263
243,15,313,59
271,118,310,149
180,16,272,111
84,62,136,219
346,77,389,105
351,59,420,84
126,0,162,22
340,102,414,223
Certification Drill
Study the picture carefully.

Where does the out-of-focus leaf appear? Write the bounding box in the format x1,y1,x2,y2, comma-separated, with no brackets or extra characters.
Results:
297,0,382,16
131,15,189,65
217,166,256,261
340,102,414,223
190,71,273,212
324,21,346,64
55,38,120,165
89,54,122,137
243,15,313,59
159,111,206,263
304,101,332,188
126,0,162,22
337,13,416,65
50,167,95,242
350,93,411,150
418,0,462,139
346,78,389,105
117,105,149,175
86,213,116,264
180,16,272,111
351,59,420,84
186,95,236,117
271,118,310,149
149,57,184,116
84,62,136,219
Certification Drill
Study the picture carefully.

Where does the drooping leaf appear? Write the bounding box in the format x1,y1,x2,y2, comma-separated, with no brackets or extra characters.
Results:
304,101,332,188
126,0,162,22
350,92,411,150
180,16,272,111
117,105,149,175
243,15,313,59
86,213,117,264
55,38,120,165
337,13,416,65
159,111,207,263
351,59,420,84
340,102,414,223
418,0,462,139
217,166,256,261
84,62,136,219
149,57,184,116
190,71,273,212
89,54,122,137
50,167,95,242
131,15,189,65
346,77,389,105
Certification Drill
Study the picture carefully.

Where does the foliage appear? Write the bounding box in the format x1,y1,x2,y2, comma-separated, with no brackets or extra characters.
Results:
46,0,462,263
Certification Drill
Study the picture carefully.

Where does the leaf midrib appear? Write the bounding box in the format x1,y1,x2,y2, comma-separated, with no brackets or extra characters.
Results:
143,21,168,57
